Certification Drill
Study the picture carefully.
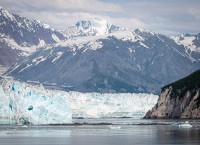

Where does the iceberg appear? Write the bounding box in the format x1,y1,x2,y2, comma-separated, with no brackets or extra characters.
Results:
0,79,158,125
179,121,192,128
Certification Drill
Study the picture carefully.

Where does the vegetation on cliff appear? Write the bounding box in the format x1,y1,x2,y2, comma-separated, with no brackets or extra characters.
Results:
162,69,200,107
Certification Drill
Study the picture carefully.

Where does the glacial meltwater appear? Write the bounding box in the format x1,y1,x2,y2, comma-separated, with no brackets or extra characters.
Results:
0,118,200,145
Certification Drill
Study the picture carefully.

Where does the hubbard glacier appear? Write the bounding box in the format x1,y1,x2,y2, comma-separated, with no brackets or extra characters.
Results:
0,79,158,125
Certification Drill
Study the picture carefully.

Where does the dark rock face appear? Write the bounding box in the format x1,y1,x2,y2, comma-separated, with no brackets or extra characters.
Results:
7,30,200,94
0,40,24,68
144,69,200,119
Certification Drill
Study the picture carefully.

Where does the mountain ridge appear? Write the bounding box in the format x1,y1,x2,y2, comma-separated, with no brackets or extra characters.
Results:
63,18,124,38
1,7,200,94
7,28,200,94
0,7,66,73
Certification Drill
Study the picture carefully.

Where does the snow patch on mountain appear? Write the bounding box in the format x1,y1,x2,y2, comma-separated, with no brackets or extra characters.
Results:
52,52,63,63
171,34,200,52
49,29,148,52
0,35,37,56
0,7,65,48
52,34,61,42
31,56,46,66
76,19,110,36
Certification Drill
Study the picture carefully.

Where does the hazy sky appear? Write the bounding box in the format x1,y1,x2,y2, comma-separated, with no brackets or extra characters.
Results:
0,0,200,35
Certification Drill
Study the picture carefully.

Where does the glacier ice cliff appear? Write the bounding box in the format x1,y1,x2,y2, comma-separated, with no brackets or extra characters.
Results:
0,79,158,125
0,79,72,125
69,92,158,119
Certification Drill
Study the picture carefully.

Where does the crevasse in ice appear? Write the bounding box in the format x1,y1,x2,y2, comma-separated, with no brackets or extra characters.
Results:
0,79,158,125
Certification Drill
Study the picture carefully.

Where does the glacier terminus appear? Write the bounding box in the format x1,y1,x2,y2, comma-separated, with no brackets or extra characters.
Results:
0,79,158,125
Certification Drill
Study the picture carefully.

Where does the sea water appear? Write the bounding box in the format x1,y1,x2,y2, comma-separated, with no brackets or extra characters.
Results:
0,118,200,145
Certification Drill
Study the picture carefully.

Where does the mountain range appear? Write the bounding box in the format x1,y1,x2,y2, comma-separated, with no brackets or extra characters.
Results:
1,7,200,94
0,7,65,73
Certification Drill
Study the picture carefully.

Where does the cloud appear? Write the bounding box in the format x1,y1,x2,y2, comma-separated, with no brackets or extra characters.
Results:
20,11,145,30
0,0,121,12
188,7,200,20
0,0,200,34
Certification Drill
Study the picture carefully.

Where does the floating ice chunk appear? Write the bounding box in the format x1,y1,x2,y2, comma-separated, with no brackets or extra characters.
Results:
108,125,121,130
179,121,192,128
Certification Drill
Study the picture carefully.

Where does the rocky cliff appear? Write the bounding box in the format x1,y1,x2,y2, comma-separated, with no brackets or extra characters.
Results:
144,69,200,119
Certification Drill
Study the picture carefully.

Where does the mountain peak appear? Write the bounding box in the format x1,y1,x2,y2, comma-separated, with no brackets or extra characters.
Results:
0,7,16,21
75,20,91,30
133,28,155,36
63,18,122,37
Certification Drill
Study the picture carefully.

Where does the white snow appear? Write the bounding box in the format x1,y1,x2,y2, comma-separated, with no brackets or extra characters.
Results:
18,64,32,73
113,30,138,42
63,18,124,37
171,35,200,52
0,65,8,75
0,36,37,55
128,47,133,53
51,35,104,52
137,28,155,36
1,9,16,21
38,39,46,47
88,18,111,36
33,57,46,65
139,42,149,49
52,52,63,63
43,23,51,29
0,79,158,124
48,29,146,52
52,34,61,42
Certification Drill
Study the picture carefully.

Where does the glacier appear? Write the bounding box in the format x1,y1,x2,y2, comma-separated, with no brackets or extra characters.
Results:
0,79,72,125
0,79,158,125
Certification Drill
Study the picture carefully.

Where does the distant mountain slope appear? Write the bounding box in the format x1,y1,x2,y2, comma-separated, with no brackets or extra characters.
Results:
144,69,200,119
7,29,200,94
0,7,65,47
171,33,200,61
1,7,200,94
0,7,65,73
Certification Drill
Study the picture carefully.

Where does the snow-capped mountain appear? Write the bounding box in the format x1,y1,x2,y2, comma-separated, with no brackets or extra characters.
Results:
63,18,123,38
1,7,200,94
0,7,65,47
7,29,200,94
171,33,200,61
0,7,65,73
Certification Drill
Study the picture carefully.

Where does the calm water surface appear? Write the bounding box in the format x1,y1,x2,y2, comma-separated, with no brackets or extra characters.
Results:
0,119,200,145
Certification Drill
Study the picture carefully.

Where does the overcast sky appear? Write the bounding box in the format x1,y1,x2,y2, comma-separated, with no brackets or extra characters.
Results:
0,0,200,35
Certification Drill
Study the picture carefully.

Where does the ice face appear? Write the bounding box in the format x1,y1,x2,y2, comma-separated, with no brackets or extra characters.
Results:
0,79,158,125
68,92,158,119
0,79,72,125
